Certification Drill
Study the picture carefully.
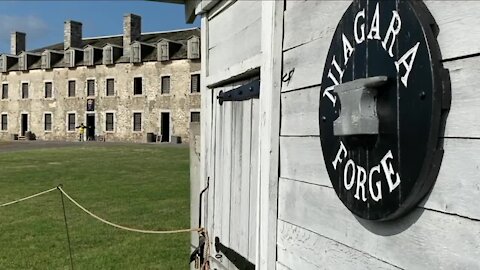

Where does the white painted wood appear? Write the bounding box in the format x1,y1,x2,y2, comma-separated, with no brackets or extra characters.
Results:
277,220,399,270
207,0,261,78
276,262,292,270
279,136,329,187
248,99,259,262
282,38,327,92
238,100,252,257
281,56,480,138
205,54,261,88
283,0,351,51
443,57,480,138
256,1,283,269
281,86,320,136
278,177,480,270
284,1,480,61
280,136,480,220
425,1,480,60
423,138,480,220
208,0,261,49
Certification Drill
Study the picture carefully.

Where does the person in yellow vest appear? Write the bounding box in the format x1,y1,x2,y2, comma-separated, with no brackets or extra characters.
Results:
76,123,87,141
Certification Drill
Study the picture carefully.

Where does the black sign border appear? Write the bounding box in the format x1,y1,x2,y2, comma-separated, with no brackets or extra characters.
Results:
319,0,451,221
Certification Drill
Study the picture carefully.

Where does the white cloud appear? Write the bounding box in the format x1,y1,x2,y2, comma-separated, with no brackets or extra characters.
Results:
0,14,49,50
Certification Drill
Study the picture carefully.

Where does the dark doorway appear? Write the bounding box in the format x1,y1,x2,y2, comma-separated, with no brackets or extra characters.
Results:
21,114,28,136
161,112,170,142
86,114,95,141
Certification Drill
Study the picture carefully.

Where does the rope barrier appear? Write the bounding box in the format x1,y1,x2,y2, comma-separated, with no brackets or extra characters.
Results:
57,186,202,234
0,187,57,207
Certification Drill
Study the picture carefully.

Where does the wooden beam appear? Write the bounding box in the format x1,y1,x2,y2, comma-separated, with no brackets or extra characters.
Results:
256,1,283,269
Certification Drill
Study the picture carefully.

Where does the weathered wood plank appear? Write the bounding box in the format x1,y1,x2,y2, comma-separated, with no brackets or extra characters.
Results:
248,99,259,262
426,1,480,60
278,178,480,270
208,0,261,79
281,56,480,138
277,220,399,270
284,0,480,60
281,86,320,136
279,136,329,187
256,1,283,268
443,57,480,138
229,101,244,254
283,0,350,51
282,38,326,92
280,136,480,220
208,0,261,49
276,261,292,270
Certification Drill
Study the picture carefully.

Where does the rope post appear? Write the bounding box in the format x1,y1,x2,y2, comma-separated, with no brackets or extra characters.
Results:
58,185,74,270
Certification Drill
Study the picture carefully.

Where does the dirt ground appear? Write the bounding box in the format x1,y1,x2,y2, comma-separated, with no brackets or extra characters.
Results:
0,140,188,153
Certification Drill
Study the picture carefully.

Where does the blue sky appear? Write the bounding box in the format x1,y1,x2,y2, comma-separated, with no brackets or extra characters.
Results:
0,1,200,53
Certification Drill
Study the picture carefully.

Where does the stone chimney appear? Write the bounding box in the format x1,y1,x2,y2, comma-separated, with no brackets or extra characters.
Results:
11,32,26,55
123,13,141,57
64,20,82,50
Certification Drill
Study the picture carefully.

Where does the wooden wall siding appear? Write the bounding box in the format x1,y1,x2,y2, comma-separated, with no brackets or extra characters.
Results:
278,0,480,269
278,178,480,269
277,221,399,270
207,1,262,78
425,1,480,60
208,84,259,269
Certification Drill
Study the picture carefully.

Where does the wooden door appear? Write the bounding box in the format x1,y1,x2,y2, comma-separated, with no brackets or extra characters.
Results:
208,80,259,269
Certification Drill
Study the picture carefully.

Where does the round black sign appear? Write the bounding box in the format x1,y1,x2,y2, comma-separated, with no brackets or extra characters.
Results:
319,0,450,220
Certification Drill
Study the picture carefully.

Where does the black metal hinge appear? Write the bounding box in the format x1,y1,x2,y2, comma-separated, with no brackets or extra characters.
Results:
215,237,255,270
217,79,260,105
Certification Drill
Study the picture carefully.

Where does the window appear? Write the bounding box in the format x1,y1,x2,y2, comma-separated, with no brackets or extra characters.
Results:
2,84,8,99
67,113,75,131
68,80,76,97
45,82,53,98
1,114,7,131
191,74,200,93
106,113,114,131
191,112,200,123
133,113,142,131
161,76,170,94
87,79,95,96
134,77,143,95
44,113,52,131
21,83,28,99
106,78,115,96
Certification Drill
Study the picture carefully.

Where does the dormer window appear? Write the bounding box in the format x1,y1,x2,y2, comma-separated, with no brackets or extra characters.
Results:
84,45,102,66
18,53,27,71
65,48,83,68
102,44,122,65
0,56,4,73
130,42,155,64
84,47,93,66
41,50,63,69
158,40,169,61
0,55,19,73
41,51,50,69
187,36,200,59
103,46,112,65
131,43,141,63
18,52,41,71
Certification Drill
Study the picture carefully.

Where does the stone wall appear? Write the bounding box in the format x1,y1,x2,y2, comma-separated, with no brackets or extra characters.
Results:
0,59,201,143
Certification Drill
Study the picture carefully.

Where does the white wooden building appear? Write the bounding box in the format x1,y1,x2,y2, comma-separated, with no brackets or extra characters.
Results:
164,0,480,269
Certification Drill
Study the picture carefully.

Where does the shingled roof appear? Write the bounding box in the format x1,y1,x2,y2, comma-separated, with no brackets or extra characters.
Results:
30,27,200,60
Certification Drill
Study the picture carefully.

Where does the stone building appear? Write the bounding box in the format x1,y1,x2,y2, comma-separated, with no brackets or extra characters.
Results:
0,14,201,143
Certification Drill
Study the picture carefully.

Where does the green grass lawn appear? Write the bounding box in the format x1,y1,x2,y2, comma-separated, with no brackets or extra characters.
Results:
0,144,191,269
